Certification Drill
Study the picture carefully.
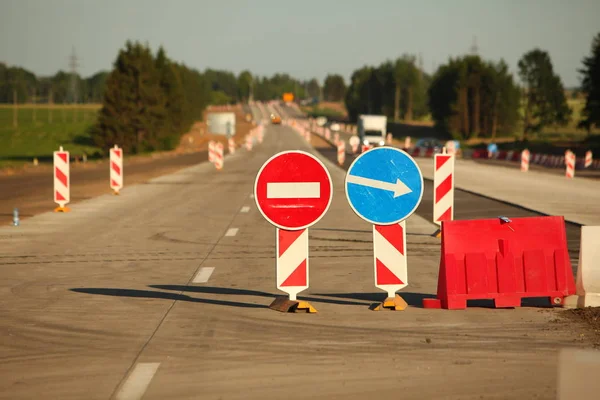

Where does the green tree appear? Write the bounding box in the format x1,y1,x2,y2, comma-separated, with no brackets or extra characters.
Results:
518,48,571,138
323,74,346,102
394,55,419,122
155,46,186,148
578,32,600,133
93,41,167,154
429,56,520,139
306,78,320,99
237,70,253,102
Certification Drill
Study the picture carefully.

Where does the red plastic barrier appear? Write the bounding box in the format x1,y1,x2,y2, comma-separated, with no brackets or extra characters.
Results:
472,149,487,159
423,216,576,309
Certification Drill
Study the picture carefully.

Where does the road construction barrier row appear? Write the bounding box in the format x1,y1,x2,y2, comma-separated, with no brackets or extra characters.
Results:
52,144,124,212
473,148,599,171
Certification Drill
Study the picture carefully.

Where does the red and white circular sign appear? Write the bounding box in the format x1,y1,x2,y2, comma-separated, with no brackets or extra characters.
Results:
254,150,333,230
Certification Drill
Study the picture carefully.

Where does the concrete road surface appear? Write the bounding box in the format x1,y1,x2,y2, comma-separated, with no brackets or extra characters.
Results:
0,125,593,400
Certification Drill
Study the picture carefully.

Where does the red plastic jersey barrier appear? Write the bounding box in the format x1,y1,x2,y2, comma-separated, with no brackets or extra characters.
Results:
423,216,576,309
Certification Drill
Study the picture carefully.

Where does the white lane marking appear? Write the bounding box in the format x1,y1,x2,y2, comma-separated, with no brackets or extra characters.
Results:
249,194,255,199
193,267,215,283
225,228,239,237
267,182,320,199
240,206,250,213
116,362,160,400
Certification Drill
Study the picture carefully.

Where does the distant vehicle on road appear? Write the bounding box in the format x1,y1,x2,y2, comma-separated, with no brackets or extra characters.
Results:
414,137,444,152
358,115,387,147
270,114,282,124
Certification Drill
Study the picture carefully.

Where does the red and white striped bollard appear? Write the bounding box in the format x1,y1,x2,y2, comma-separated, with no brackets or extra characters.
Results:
109,145,123,194
53,146,70,212
521,149,530,172
337,141,346,166
433,152,454,230
585,150,593,168
214,142,224,170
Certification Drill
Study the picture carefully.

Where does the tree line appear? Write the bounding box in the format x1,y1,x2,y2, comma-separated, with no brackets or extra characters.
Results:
90,41,348,154
345,55,430,123
344,32,600,139
0,63,109,104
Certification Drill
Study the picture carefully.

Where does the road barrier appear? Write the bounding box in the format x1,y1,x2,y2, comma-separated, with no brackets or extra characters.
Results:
337,141,346,166
334,132,340,145
349,136,359,154
565,226,600,308
566,151,575,178
109,145,123,195
386,133,393,145
585,150,593,168
228,137,235,154
208,141,216,163
53,146,70,212
214,142,224,170
520,149,530,172
245,135,253,151
433,153,454,228
423,216,576,309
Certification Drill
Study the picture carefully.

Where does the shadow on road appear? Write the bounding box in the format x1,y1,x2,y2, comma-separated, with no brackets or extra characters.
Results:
315,292,436,307
150,284,371,307
70,287,268,309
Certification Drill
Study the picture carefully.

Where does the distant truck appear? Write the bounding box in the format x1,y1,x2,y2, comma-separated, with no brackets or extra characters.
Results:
358,115,387,147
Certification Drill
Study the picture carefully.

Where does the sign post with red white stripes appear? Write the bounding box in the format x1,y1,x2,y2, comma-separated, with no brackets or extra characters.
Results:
345,147,424,311
208,141,216,163
520,149,530,172
337,141,346,166
433,151,454,236
349,135,360,154
255,150,333,313
109,145,123,195
214,142,224,170
566,150,575,178
585,150,593,168
53,146,70,212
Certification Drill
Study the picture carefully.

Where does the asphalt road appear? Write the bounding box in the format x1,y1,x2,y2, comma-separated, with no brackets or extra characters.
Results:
0,123,595,400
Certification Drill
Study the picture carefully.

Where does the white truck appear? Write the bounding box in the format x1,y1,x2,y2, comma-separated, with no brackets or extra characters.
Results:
358,115,387,147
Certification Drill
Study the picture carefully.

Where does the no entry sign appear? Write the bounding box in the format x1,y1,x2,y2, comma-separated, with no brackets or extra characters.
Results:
254,150,333,231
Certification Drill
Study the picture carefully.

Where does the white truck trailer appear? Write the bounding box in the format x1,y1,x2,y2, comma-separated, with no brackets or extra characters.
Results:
358,115,387,147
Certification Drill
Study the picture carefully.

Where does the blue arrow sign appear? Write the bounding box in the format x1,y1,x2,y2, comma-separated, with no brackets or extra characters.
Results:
345,147,424,225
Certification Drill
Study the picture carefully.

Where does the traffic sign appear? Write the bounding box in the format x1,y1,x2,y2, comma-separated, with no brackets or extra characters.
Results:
345,147,423,225
255,150,333,230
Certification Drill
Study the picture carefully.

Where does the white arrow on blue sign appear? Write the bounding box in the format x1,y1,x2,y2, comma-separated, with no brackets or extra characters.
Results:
345,147,424,225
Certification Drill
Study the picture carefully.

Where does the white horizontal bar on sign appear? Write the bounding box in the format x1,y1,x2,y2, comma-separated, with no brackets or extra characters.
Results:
267,182,320,199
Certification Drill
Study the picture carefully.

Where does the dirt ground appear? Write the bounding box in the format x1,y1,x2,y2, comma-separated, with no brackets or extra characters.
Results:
561,307,600,348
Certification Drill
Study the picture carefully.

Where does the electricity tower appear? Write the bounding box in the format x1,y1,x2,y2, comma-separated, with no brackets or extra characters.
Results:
68,47,80,104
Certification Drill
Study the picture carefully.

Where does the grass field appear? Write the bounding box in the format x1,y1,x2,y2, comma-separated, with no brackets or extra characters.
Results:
0,104,102,167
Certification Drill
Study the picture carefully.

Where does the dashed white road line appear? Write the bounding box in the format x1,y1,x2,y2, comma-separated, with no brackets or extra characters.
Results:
240,206,250,213
193,267,215,283
249,194,255,199
225,228,239,237
116,362,160,400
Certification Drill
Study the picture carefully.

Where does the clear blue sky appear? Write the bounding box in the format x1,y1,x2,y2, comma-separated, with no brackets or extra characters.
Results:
1,0,598,87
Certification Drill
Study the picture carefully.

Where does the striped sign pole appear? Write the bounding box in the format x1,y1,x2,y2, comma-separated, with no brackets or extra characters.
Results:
214,142,224,170
337,141,346,166
585,150,593,168
228,137,235,155
372,222,408,310
208,141,216,163
520,149,530,172
433,151,455,237
53,146,70,212
566,151,575,178
109,145,123,195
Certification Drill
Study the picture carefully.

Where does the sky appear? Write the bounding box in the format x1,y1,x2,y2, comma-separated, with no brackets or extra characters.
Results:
1,0,598,87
